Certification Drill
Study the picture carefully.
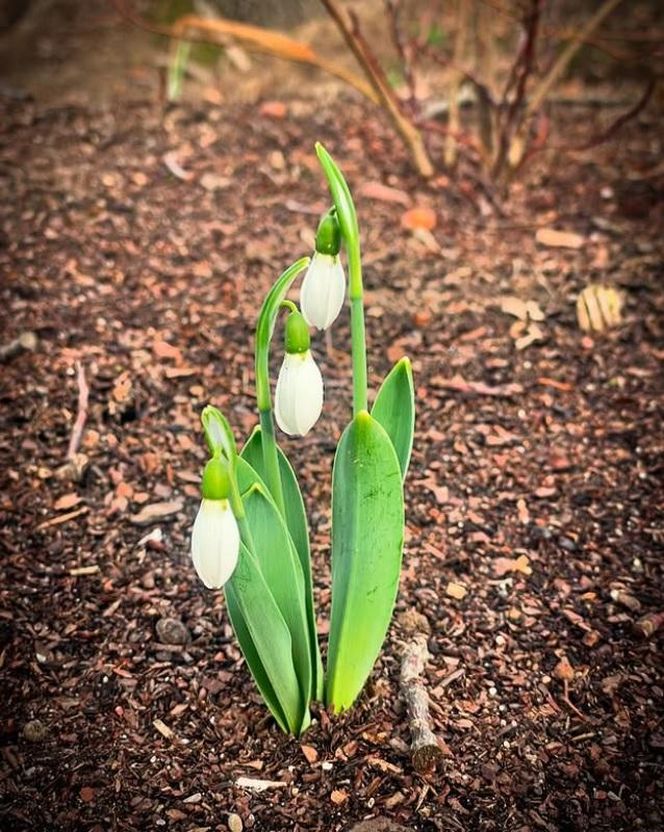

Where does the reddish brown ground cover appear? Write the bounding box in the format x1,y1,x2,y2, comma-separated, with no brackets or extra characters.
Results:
0,91,662,831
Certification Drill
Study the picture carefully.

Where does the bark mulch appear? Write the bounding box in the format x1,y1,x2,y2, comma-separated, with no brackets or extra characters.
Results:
0,94,662,831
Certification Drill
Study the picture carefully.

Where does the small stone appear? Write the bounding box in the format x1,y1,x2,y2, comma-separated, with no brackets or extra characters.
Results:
23,719,47,742
228,814,243,832
156,617,189,645
558,536,577,553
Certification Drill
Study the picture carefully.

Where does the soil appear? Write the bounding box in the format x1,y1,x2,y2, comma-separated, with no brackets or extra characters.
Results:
1,4,663,832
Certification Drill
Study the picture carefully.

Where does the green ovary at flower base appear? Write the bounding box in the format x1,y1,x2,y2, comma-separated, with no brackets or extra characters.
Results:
188,144,415,733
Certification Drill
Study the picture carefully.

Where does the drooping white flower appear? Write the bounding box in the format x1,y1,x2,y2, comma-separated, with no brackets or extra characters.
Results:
275,350,324,436
191,498,240,589
300,251,346,330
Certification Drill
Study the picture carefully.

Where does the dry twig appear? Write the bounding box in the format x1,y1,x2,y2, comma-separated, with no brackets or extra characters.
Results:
399,610,443,774
67,361,90,461
320,0,434,178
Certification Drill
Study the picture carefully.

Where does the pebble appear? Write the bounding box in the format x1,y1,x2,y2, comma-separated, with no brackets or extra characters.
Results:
156,617,189,645
558,536,577,552
23,719,48,742
228,813,243,832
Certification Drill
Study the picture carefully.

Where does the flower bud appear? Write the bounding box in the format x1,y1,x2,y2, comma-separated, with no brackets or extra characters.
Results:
191,456,239,589
275,312,323,436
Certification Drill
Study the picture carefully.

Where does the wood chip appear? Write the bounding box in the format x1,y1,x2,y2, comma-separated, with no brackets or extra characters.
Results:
130,500,184,526
535,228,584,249
153,719,175,740
446,581,467,600
330,789,348,805
235,777,287,792
300,744,318,764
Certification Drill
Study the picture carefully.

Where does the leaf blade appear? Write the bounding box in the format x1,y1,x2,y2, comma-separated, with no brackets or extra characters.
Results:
225,543,304,733
326,412,404,712
371,357,415,480
242,484,313,728
241,430,323,700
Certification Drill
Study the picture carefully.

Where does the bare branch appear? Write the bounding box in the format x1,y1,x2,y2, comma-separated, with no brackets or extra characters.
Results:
319,0,434,178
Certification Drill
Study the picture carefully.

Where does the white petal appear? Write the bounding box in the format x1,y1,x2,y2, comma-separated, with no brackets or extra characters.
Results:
274,351,324,436
300,252,346,330
191,499,240,589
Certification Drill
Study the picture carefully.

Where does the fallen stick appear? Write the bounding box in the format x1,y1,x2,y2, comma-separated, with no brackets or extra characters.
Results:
399,610,444,774
67,361,89,460
0,331,37,362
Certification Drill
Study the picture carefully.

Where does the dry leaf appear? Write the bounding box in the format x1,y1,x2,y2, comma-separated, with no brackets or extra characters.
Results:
300,744,318,764
359,181,411,206
515,322,546,350
500,296,529,321
401,206,437,231
54,493,81,511
576,284,623,332
535,228,584,249
111,372,132,404
493,554,532,577
130,500,183,526
259,100,287,119
153,338,182,362
330,789,348,805
553,656,575,682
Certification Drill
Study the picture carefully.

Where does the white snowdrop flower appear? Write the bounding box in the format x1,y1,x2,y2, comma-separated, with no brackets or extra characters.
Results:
300,251,346,330
190,457,239,589
300,208,345,330
274,310,323,437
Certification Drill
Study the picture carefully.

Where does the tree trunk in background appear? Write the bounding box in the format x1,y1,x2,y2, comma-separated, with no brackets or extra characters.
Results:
200,0,321,27
0,0,30,30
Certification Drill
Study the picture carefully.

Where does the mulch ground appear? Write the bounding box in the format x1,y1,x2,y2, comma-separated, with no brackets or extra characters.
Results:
0,91,662,832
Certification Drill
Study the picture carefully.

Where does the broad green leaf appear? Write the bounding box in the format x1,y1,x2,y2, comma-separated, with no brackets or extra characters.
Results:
241,429,309,575
224,581,289,733
242,429,323,699
327,412,404,712
225,542,303,733
371,357,415,480
242,483,312,729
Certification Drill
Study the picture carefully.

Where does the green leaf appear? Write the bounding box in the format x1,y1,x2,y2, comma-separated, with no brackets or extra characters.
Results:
327,412,405,712
167,39,191,102
242,483,313,730
241,430,324,700
371,357,415,480
225,542,304,734
224,580,289,733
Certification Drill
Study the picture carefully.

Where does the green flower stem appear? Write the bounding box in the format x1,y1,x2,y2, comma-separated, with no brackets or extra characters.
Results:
348,252,368,415
315,142,368,415
255,257,310,510
259,408,285,514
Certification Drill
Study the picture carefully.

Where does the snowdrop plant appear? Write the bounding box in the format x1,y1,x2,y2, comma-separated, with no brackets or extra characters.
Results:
190,144,415,734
